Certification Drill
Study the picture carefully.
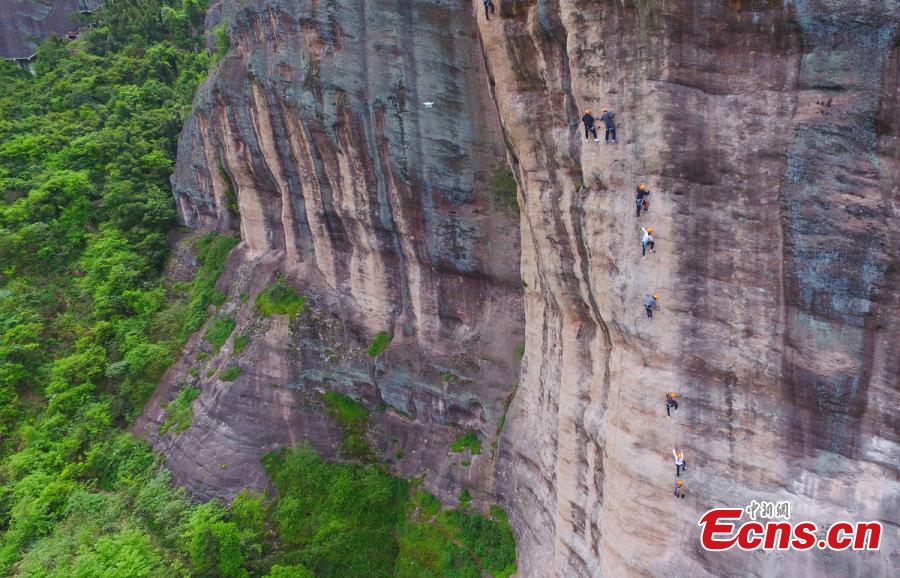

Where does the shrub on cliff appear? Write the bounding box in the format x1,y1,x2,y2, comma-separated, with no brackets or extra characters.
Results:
159,384,201,434
220,364,242,382
182,233,239,336
488,165,518,212
440,508,517,578
367,330,393,357
232,332,250,354
205,314,236,353
322,391,373,458
323,391,369,429
451,431,482,455
255,276,306,318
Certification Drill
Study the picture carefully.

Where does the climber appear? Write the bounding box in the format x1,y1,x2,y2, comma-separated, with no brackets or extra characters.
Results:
641,227,655,258
665,391,679,417
483,0,495,20
674,479,688,499
635,183,649,217
581,109,599,142
673,447,687,477
600,108,617,143
644,293,658,318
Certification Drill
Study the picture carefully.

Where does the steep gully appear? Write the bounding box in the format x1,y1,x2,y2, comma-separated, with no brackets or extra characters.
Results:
136,1,898,576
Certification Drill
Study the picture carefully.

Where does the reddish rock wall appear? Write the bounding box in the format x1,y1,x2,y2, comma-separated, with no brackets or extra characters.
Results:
476,0,898,575
137,0,524,506
140,0,897,575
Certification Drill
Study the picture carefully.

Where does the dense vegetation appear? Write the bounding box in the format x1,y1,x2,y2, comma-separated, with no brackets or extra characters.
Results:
0,0,222,573
264,446,516,578
0,1,515,575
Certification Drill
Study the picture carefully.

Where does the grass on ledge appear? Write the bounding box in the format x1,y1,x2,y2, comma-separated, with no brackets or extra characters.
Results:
367,331,393,357
232,332,250,354
255,276,306,318
322,391,372,459
220,365,241,382
181,233,239,337
159,386,201,435
451,431,482,455
323,391,369,431
204,314,235,353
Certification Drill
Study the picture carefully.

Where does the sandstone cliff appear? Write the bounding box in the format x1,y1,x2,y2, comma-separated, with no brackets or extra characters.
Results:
476,0,898,575
139,0,898,576
136,0,524,506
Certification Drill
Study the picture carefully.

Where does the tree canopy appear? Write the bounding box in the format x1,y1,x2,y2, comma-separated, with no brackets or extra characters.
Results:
0,2,516,575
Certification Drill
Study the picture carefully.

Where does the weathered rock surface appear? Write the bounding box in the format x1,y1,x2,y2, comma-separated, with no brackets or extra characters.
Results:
139,0,898,575
136,0,523,505
0,0,101,59
475,0,898,576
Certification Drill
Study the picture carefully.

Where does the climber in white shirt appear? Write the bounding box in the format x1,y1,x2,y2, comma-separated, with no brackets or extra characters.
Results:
641,227,655,258
673,447,687,477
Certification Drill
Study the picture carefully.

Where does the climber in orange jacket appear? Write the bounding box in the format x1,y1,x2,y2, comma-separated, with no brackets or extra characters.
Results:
636,183,649,217
673,448,687,477
665,391,678,417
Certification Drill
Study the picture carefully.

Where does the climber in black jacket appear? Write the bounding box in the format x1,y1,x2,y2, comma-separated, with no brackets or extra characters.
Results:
600,108,617,143
582,109,599,141
636,183,649,217
483,0,495,19
666,391,679,417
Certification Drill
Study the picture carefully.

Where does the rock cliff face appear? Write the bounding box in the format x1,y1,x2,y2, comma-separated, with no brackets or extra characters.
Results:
0,0,101,59
476,0,898,575
136,0,524,506
140,0,898,575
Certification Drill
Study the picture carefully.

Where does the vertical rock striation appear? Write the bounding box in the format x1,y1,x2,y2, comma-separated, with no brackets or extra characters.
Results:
138,0,523,505
475,0,898,575
144,0,897,575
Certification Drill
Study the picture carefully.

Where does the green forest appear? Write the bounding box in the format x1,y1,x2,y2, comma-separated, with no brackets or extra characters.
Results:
0,1,515,576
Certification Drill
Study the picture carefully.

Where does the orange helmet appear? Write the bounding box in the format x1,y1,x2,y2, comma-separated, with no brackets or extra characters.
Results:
585,109,592,114
602,108,608,112
677,452,684,459
646,227,653,234
677,480,684,487
654,294,660,301
639,183,647,190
